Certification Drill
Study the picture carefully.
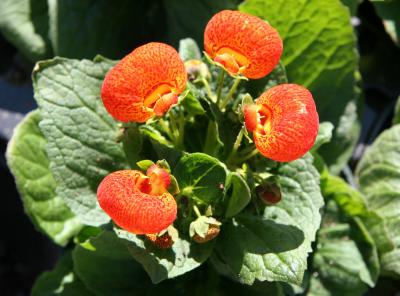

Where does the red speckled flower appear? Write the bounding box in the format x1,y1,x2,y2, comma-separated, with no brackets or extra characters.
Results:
204,10,283,79
244,84,319,162
97,166,177,234
101,42,187,122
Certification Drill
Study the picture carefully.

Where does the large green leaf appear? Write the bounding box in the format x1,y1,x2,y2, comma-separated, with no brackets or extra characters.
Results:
32,252,93,296
115,229,215,284
174,153,228,205
6,110,82,246
73,231,152,296
33,56,129,226
47,0,160,59
240,0,360,173
212,154,324,285
308,198,378,296
356,124,400,278
0,0,51,61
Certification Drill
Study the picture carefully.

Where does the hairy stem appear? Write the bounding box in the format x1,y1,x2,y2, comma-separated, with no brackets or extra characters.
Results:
220,78,241,110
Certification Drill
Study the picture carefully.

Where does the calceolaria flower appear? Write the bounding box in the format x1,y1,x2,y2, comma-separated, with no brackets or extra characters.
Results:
244,84,319,162
204,10,283,79
97,165,177,234
101,42,187,122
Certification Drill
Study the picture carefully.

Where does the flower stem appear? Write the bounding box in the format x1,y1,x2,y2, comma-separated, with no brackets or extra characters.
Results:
226,127,245,165
215,69,225,105
220,78,241,110
193,205,202,218
200,78,216,102
236,148,259,164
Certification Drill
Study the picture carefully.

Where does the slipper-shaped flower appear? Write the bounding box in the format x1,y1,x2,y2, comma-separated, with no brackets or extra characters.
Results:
244,84,319,162
204,10,283,79
101,42,187,122
97,165,177,234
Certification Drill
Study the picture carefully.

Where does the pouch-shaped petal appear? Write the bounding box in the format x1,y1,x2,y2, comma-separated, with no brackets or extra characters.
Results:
101,42,187,122
204,10,283,79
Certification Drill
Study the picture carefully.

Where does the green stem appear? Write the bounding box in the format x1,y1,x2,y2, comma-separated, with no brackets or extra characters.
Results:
226,127,245,165
177,105,185,149
193,205,202,218
200,78,215,102
215,70,225,105
220,78,241,110
236,148,259,164
159,118,174,141
203,120,217,156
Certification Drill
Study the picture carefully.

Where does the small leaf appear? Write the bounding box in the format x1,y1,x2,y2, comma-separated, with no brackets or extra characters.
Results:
312,122,334,152
174,153,228,205
179,38,201,61
181,88,206,116
136,159,155,172
115,228,214,283
224,172,251,218
6,110,82,246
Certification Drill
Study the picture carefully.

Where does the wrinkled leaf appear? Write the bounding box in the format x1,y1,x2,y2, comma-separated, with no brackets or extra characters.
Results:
33,56,129,226
212,154,324,285
240,0,360,174
356,124,400,278
115,229,214,284
6,110,82,246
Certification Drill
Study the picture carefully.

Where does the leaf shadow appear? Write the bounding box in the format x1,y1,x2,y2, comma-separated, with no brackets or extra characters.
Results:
214,214,305,278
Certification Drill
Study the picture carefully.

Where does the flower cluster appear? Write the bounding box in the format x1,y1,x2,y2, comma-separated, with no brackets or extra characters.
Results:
97,10,319,246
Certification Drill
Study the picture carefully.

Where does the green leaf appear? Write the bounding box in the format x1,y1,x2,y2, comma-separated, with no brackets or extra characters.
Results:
32,252,93,296
121,124,143,169
244,62,288,98
0,0,51,61
73,231,152,296
240,0,360,174
212,154,324,285
308,200,378,296
393,96,400,125
371,0,400,45
179,38,201,61
163,0,239,46
139,125,183,168
181,89,206,116
6,110,82,246
312,122,334,152
47,0,159,59
33,57,130,226
173,153,227,205
356,124,400,278
115,228,215,283
224,172,251,218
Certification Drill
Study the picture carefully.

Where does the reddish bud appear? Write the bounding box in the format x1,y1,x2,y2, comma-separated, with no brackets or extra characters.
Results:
101,42,187,122
97,170,177,234
145,233,174,249
257,183,282,205
204,10,283,79
244,84,319,162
